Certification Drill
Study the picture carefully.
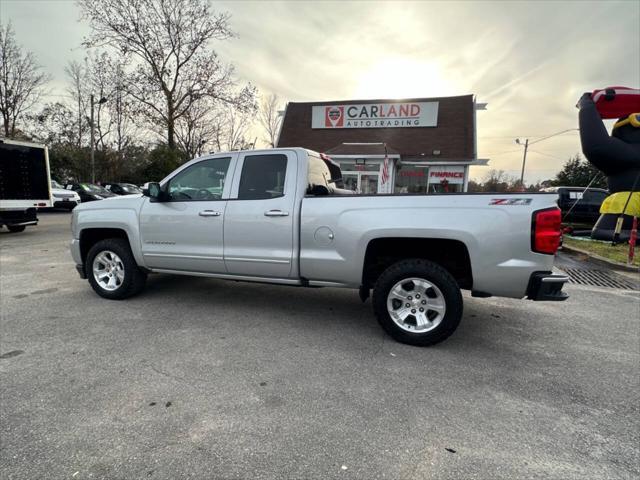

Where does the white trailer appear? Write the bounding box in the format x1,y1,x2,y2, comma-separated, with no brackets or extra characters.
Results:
0,138,52,233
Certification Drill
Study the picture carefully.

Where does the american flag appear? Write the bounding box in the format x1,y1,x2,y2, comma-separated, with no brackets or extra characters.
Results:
381,146,390,186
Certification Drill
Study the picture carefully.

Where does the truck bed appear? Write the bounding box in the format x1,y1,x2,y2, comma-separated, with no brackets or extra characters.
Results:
300,192,559,298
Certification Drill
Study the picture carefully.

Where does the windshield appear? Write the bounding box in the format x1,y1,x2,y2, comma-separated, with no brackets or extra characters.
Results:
121,183,141,193
81,183,110,194
51,180,63,189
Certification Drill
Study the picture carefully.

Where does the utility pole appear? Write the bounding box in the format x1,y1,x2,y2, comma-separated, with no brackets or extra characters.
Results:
517,138,529,186
515,128,578,187
90,94,95,184
78,93,82,148
90,94,107,184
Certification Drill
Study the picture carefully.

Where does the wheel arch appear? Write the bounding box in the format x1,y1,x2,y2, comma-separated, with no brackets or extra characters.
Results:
79,228,132,265
362,237,473,290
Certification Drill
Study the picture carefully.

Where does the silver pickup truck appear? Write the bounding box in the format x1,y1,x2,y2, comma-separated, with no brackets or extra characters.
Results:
70,148,568,346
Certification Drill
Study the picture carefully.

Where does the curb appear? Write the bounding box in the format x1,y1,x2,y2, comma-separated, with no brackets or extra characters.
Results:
560,244,639,273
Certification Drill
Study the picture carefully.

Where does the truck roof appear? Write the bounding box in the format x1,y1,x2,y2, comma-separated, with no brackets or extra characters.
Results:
201,147,319,158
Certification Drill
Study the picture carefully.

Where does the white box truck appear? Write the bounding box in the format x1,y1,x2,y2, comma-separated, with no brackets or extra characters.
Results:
0,138,52,233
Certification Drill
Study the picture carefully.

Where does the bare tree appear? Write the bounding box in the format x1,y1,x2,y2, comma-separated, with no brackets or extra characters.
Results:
175,97,218,159
65,60,89,147
0,23,50,137
258,93,283,147
482,169,520,192
77,0,256,149
222,105,255,151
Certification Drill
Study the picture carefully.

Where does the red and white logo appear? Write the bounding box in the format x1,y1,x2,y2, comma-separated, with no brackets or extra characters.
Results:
325,106,344,128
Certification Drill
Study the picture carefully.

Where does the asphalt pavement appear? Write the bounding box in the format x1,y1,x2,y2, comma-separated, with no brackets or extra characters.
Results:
1,212,639,479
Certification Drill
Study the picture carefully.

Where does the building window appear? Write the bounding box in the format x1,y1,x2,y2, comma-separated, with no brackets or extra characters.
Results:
395,164,429,194
338,160,380,172
428,166,465,193
428,180,463,193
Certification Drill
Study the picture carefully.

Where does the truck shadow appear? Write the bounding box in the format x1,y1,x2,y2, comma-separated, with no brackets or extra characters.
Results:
139,273,507,350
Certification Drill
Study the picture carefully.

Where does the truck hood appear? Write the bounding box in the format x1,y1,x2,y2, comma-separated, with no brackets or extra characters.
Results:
51,188,80,198
74,193,145,211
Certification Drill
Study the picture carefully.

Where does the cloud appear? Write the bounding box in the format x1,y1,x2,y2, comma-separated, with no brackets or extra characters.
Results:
2,0,638,182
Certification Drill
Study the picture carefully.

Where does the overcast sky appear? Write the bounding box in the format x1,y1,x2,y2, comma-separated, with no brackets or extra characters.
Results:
1,0,639,182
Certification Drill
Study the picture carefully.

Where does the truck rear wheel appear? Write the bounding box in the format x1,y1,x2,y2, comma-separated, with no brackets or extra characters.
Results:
7,225,26,233
86,238,147,300
372,259,463,346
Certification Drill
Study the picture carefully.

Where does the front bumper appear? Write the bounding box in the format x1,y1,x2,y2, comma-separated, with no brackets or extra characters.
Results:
53,199,80,209
526,272,569,301
75,264,87,279
70,238,86,279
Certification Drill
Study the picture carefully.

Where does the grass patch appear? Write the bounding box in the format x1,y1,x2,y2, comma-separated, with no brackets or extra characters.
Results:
563,236,639,266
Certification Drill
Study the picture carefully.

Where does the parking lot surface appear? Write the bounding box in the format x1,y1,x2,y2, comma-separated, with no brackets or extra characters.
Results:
1,212,639,479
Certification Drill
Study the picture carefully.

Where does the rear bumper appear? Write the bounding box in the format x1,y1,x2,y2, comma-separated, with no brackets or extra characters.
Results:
526,272,569,301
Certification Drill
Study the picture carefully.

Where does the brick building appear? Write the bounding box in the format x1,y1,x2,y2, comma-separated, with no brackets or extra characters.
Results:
277,95,488,193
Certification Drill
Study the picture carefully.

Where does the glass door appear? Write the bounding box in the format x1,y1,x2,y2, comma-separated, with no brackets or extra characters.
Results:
341,172,379,193
342,173,359,192
359,173,379,194
339,160,382,194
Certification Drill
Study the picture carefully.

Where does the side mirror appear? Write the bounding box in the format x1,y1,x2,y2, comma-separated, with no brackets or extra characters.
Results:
143,182,164,201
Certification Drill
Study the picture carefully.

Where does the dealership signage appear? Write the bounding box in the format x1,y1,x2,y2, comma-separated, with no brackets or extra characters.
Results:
311,102,439,129
429,166,465,184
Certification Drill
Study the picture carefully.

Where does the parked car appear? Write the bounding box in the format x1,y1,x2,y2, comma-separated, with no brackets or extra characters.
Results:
50,180,81,210
540,186,609,225
105,183,142,196
71,148,568,346
0,138,51,233
65,183,117,203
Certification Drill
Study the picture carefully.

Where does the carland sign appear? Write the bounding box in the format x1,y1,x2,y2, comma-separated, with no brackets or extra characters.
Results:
311,102,439,129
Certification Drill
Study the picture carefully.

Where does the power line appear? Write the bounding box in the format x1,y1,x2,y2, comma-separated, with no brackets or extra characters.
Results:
485,148,523,157
527,149,567,162
529,128,579,145
480,131,579,139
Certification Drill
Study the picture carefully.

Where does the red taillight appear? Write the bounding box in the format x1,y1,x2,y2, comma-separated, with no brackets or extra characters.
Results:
532,208,562,254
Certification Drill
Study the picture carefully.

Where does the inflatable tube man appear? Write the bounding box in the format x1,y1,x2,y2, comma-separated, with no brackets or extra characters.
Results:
577,87,640,243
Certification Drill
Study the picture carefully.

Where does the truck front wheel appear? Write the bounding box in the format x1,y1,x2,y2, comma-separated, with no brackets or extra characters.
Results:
7,225,26,233
86,238,147,300
372,259,463,346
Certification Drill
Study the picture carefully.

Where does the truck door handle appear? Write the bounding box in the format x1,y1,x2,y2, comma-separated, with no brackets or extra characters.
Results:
264,210,289,217
199,210,221,217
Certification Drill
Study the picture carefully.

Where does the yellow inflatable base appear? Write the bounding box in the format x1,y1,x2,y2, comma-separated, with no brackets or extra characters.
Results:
600,191,640,216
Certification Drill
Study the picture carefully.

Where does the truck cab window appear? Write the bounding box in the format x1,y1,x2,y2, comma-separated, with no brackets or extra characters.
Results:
167,157,231,201
238,154,287,200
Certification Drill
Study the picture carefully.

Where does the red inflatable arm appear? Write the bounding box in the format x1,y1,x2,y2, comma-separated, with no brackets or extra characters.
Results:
591,86,640,119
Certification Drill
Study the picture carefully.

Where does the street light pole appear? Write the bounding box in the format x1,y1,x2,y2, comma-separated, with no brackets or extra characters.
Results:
90,94,107,184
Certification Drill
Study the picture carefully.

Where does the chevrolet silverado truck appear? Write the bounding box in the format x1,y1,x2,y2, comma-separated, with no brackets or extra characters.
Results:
70,148,568,346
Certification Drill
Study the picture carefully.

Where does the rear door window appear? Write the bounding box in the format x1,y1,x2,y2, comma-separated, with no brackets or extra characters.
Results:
238,154,287,200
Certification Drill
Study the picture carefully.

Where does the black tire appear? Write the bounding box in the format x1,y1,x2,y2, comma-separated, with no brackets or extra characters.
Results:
372,259,463,346
86,238,147,300
7,225,26,233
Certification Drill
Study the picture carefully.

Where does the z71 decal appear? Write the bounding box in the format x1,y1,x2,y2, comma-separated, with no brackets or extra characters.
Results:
489,198,532,205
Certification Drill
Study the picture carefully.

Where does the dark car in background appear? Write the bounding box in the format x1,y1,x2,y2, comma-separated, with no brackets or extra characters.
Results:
64,183,117,203
105,183,142,195
540,186,608,225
